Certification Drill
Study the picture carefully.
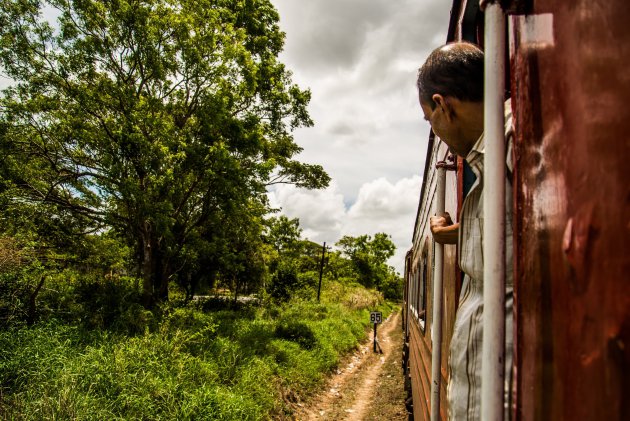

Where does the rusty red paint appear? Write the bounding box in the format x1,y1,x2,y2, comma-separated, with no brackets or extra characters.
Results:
405,2,629,420
510,1,630,420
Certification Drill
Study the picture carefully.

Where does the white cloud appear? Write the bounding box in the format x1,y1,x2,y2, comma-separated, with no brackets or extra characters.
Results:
268,175,422,274
269,0,452,273
273,0,395,74
344,176,422,273
348,176,422,220
267,182,347,244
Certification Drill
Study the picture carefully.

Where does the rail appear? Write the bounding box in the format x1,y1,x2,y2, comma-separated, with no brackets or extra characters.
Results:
481,2,507,420
430,158,455,421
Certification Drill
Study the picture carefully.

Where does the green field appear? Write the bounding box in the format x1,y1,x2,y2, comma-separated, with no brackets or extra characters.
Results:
0,282,395,420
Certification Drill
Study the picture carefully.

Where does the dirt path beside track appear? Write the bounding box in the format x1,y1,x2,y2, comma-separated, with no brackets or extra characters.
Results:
293,310,408,421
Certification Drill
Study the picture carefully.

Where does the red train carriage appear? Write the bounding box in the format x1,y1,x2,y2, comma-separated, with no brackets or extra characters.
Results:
403,1,630,420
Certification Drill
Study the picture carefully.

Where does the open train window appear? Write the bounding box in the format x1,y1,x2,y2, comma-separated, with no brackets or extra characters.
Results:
417,240,429,331
408,269,417,320
408,266,422,325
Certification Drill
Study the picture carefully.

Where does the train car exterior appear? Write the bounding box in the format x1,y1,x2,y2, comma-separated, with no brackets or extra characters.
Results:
404,0,630,420
404,135,460,420
509,1,630,419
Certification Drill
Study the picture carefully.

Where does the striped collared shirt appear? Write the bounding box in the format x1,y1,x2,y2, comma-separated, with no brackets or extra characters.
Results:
447,102,514,421
458,105,514,287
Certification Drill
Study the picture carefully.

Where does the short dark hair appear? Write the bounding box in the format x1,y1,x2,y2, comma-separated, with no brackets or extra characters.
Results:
417,42,484,108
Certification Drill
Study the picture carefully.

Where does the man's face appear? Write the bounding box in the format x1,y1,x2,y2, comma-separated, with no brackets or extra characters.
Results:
420,98,466,157
420,100,444,137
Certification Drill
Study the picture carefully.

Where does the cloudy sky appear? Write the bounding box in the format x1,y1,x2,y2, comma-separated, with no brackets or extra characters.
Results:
268,0,452,273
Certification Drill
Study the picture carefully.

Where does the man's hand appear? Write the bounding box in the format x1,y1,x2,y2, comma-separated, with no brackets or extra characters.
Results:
430,212,459,244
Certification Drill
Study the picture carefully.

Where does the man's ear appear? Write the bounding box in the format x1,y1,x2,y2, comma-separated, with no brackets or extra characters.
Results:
431,94,454,121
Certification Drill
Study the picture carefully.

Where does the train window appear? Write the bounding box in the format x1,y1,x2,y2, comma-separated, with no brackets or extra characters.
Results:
408,271,414,318
416,263,422,326
418,243,429,331
412,271,418,318
430,238,435,336
421,255,427,320
407,243,428,329
409,268,421,323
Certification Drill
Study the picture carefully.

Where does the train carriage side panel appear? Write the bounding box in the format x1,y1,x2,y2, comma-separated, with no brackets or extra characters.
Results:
509,1,630,420
408,137,444,421
408,136,460,420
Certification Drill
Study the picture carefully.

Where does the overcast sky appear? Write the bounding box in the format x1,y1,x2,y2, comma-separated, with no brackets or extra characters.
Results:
268,0,452,273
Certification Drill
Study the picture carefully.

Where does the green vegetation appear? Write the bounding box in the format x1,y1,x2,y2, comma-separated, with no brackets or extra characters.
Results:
0,220,401,419
0,0,404,418
0,282,396,419
0,0,329,307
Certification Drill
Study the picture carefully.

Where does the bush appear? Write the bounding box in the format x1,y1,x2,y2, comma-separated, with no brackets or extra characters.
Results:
381,273,404,300
290,271,316,300
0,255,46,328
275,319,317,349
0,271,32,328
268,260,300,302
74,276,148,334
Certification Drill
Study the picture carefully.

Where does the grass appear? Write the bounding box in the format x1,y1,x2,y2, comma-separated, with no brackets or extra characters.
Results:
0,281,396,420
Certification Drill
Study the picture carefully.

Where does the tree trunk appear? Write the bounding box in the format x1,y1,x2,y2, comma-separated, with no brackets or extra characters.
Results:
27,275,46,326
140,222,171,308
185,272,194,302
141,222,158,308
155,256,170,302
141,231,154,308
233,277,240,306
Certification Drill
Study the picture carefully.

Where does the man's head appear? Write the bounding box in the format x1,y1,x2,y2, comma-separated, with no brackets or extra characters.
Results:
417,42,485,157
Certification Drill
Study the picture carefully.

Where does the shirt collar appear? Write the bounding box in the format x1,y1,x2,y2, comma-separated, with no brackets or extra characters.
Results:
465,132,484,171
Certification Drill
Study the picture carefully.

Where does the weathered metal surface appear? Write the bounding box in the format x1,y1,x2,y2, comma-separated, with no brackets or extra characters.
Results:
406,137,460,420
510,2,630,420
409,1,629,420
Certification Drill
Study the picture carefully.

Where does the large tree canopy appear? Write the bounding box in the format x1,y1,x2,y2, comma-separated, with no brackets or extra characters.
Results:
0,0,329,306
336,233,396,289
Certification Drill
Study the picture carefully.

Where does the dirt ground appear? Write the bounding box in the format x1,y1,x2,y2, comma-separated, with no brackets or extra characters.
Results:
292,310,409,421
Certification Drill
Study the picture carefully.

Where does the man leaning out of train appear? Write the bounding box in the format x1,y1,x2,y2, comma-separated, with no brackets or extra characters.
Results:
417,41,514,421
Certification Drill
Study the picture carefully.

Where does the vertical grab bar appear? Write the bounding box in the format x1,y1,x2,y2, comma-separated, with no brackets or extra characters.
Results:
430,162,447,421
481,2,507,421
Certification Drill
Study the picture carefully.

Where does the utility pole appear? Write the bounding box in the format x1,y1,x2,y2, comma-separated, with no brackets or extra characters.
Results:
317,242,326,302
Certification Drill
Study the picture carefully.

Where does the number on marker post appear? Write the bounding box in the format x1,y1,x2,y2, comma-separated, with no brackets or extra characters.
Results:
370,311,382,324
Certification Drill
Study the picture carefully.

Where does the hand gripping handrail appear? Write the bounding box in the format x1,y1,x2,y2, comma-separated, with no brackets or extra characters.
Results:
430,158,455,421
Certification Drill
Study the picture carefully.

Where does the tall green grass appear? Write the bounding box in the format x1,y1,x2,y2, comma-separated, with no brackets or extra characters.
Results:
0,282,395,420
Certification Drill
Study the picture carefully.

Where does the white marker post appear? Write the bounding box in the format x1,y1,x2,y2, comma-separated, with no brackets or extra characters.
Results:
370,311,383,352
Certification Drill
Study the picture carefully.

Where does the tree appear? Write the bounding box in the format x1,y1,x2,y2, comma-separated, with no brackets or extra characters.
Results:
323,249,355,282
336,233,396,289
263,215,302,256
0,0,329,307
173,197,267,301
